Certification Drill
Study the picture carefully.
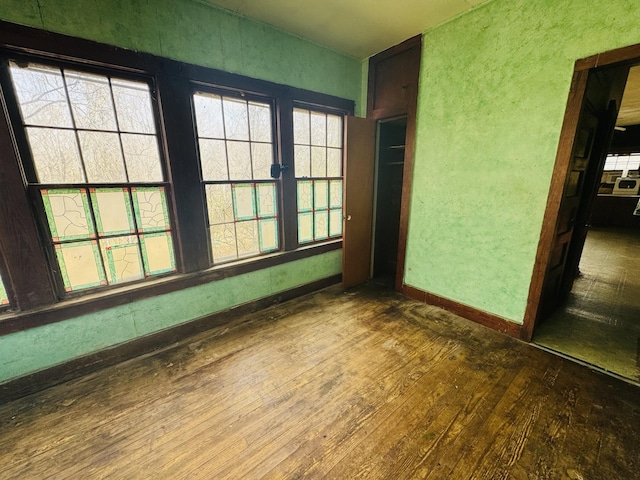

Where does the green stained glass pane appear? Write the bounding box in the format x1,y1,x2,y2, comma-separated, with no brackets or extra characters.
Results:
0,274,9,305
329,209,343,237
140,232,176,275
297,181,313,213
41,189,94,241
315,211,329,240
257,183,277,217
298,212,313,244
209,223,237,264
90,188,135,236
100,236,143,284
132,187,170,232
236,220,259,258
55,240,106,292
294,145,310,178
232,184,256,221
330,180,343,208
206,184,234,225
314,180,328,210
259,219,279,252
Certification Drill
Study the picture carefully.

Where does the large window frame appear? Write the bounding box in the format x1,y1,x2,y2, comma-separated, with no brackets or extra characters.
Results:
0,20,353,334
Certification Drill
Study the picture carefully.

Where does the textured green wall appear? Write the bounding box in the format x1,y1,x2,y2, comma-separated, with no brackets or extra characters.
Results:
0,0,361,103
405,0,640,323
0,0,357,383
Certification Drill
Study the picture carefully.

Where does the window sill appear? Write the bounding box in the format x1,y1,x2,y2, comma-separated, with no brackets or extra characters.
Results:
0,240,342,336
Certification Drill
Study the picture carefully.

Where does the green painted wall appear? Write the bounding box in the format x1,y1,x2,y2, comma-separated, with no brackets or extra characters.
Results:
0,0,357,383
405,0,640,323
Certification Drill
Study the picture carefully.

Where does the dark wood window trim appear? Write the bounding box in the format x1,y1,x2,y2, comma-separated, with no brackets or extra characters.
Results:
0,20,353,334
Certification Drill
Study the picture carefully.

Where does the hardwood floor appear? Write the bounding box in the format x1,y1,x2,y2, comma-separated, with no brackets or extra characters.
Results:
1,284,639,479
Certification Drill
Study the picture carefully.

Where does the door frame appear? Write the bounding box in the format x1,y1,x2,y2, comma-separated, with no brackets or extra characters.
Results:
522,43,640,341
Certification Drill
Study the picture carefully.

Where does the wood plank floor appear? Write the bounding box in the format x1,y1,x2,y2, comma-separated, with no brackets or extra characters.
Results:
1,284,639,479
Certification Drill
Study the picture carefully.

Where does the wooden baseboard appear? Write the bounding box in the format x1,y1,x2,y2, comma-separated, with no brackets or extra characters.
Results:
0,275,341,404
402,284,523,340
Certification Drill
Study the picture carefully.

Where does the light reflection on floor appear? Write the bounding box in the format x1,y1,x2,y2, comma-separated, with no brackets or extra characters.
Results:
534,227,640,383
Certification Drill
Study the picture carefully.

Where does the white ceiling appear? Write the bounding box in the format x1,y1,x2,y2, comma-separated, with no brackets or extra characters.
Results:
202,0,489,59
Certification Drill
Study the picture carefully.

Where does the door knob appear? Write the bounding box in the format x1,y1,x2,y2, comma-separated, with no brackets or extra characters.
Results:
346,214,352,221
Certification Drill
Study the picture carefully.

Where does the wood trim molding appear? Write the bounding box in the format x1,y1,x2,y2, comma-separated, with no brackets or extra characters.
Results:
402,284,523,339
0,274,341,403
575,42,640,72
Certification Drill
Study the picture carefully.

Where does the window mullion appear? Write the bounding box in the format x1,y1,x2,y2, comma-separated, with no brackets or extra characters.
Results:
277,95,299,251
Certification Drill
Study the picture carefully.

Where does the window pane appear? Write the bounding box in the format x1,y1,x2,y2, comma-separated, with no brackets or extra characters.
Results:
111,79,156,134
199,139,229,181
327,148,342,177
41,189,94,241
233,184,256,221
298,213,313,243
121,134,163,182
194,93,225,139
9,62,73,128
206,184,234,225
311,146,327,177
78,131,127,182
258,219,278,252
55,241,106,292
90,188,134,236
100,236,144,284
297,181,313,212
293,108,310,145
251,143,273,180
314,180,328,210
140,232,175,274
0,274,9,306
209,224,237,263
132,187,171,233
223,97,249,141
329,209,342,237
330,180,343,208
310,111,327,146
327,115,342,148
66,70,117,131
236,220,259,258
227,141,252,180
295,145,310,178
248,102,272,142
257,183,277,217
315,211,329,240
27,127,84,183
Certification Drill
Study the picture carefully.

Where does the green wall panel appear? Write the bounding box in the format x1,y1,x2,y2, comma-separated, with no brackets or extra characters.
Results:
0,0,361,103
0,250,342,383
405,0,640,323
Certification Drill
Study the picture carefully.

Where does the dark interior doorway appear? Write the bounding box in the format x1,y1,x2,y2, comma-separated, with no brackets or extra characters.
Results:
372,117,407,284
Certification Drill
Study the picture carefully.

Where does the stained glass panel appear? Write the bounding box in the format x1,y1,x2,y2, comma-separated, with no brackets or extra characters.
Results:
236,220,259,258
199,139,228,181
314,180,328,210
132,187,170,232
66,70,117,131
297,181,313,212
294,145,311,178
78,131,127,183
329,209,342,237
0,274,9,305
100,236,143,284
248,102,272,143
26,127,84,183
257,183,277,217
90,188,134,236
259,219,278,252
311,147,326,178
209,224,237,263
41,189,94,241
206,184,234,225
310,111,327,146
140,232,175,274
223,97,249,141
193,93,225,139
121,134,163,182
315,211,329,240
9,62,73,128
111,78,156,134
233,184,256,221
55,241,106,292
330,180,343,208
298,213,313,243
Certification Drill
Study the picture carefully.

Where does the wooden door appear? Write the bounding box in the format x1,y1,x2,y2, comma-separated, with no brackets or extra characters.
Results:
538,67,628,319
342,116,376,288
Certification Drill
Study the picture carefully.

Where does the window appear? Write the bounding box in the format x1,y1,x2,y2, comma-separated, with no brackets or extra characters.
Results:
293,108,344,244
8,61,175,294
193,91,279,264
603,153,640,176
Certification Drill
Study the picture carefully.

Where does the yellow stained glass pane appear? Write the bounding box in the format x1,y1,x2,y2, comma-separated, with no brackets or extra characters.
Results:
141,233,175,274
133,188,170,232
210,224,237,263
56,242,105,291
233,184,255,221
206,184,234,225
42,189,93,241
100,236,143,284
236,220,259,258
257,183,277,217
315,211,329,240
314,181,328,210
298,213,313,243
329,209,342,237
259,219,278,252
91,188,134,235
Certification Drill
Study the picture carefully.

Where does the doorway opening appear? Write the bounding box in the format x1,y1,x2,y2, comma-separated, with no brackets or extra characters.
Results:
531,62,640,384
371,116,407,286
